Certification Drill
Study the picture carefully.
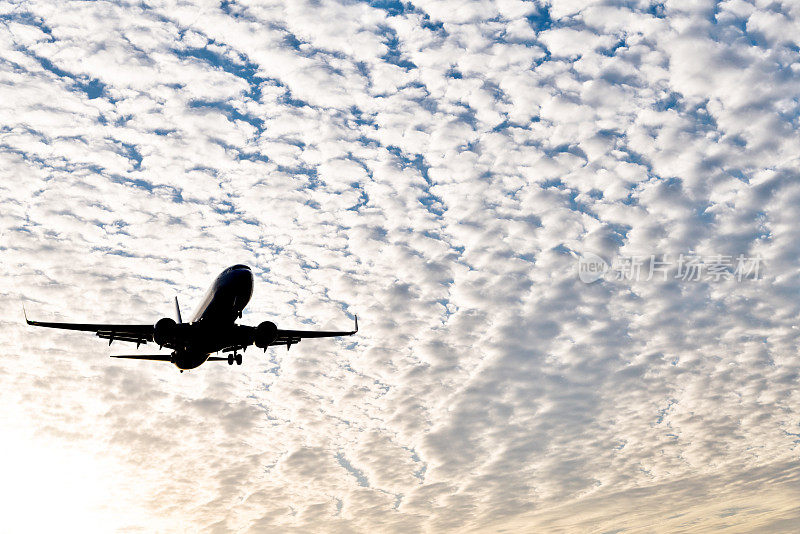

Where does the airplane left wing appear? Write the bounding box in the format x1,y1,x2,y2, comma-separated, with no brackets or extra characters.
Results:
273,316,358,347
25,312,154,347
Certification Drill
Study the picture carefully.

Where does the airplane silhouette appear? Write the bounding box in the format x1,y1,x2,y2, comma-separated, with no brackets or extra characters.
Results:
25,264,357,371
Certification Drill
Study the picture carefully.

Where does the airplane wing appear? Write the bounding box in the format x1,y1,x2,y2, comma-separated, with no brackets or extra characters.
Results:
25,311,154,347
110,354,170,361
273,316,358,347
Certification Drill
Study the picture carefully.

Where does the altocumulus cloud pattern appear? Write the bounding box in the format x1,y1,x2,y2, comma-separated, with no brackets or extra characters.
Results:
2,0,800,532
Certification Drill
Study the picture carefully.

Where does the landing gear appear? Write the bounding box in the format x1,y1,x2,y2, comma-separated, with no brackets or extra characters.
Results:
235,353,242,365
228,354,234,365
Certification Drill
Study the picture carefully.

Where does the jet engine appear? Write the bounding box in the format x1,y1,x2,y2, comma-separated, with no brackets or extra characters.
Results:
153,317,178,347
254,320,278,349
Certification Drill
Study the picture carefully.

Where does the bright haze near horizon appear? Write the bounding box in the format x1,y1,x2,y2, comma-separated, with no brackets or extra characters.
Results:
2,0,800,532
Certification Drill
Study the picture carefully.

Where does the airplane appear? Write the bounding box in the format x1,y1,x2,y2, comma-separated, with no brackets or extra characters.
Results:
24,264,357,372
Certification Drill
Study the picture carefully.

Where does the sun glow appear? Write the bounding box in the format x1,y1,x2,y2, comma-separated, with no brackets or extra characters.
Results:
0,427,117,532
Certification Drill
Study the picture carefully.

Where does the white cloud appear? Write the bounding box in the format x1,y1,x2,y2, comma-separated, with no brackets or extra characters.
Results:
2,0,800,531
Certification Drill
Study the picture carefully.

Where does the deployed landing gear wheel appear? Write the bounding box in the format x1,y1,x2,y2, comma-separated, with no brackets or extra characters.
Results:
227,354,234,365
235,353,242,365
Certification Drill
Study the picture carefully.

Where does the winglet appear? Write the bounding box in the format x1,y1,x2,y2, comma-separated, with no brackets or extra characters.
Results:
22,305,30,324
354,315,358,333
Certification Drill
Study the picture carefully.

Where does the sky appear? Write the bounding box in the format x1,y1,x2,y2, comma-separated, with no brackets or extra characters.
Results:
2,0,800,532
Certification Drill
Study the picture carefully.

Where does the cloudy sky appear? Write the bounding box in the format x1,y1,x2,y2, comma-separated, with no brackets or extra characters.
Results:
2,0,800,531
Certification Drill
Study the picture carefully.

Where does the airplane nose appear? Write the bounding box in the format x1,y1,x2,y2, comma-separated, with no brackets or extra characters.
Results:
235,268,253,291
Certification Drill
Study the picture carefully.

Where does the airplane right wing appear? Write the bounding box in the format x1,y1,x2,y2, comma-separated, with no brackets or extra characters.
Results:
273,316,358,347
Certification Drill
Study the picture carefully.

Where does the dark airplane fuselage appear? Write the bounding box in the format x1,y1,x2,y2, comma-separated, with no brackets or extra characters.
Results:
172,265,254,369
191,264,254,324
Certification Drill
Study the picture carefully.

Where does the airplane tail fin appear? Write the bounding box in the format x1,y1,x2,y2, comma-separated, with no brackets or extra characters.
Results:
175,296,183,324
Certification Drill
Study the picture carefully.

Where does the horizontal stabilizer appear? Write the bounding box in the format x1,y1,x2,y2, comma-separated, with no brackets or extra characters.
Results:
110,354,172,361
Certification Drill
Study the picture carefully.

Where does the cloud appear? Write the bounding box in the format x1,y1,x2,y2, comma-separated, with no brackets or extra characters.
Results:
2,0,800,531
